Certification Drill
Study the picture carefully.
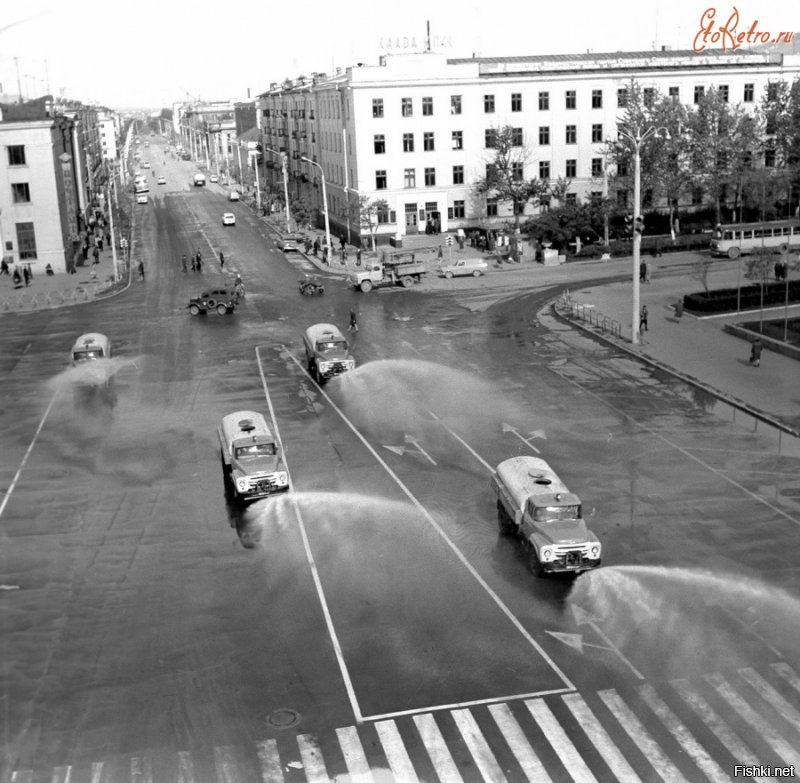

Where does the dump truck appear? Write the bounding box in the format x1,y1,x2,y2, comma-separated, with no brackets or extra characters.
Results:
492,456,601,577
348,259,427,293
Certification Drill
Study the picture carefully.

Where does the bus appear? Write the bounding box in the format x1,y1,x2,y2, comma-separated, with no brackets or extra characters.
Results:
710,219,800,259
134,174,149,194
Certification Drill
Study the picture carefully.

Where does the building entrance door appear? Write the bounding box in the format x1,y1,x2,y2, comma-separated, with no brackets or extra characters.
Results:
405,203,418,234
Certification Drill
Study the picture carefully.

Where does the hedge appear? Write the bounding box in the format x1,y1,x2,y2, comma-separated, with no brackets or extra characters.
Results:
684,281,800,314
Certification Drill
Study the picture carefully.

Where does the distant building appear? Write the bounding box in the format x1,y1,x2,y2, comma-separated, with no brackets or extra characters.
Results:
257,48,800,242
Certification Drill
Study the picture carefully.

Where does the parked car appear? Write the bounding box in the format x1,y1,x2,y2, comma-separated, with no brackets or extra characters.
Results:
222,212,236,226
439,257,489,278
210,174,219,183
157,176,166,185
229,191,240,201
281,234,304,252
187,288,239,316
136,193,148,204
143,161,151,169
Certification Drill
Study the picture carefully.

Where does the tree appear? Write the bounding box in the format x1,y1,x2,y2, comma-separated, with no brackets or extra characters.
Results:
690,257,713,295
472,125,549,260
359,196,389,252
760,78,800,216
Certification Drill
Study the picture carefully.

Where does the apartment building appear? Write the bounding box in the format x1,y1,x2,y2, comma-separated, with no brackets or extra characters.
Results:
258,48,800,242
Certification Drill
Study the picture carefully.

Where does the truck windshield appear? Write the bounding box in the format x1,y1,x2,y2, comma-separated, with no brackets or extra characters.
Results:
317,340,347,352
235,443,277,458
73,350,103,362
533,505,581,522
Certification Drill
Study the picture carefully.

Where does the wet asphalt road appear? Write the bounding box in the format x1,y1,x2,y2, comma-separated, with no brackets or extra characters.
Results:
1,137,799,780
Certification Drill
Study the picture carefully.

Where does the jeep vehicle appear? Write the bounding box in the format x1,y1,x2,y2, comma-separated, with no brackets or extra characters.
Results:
302,323,355,383
187,288,238,316
218,411,289,502
492,456,601,577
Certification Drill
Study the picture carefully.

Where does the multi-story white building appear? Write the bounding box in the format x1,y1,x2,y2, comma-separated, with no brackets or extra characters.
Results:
98,112,118,161
259,47,800,243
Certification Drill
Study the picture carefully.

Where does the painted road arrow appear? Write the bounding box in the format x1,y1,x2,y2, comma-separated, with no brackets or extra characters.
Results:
545,631,613,654
501,423,546,454
571,602,645,680
382,435,437,466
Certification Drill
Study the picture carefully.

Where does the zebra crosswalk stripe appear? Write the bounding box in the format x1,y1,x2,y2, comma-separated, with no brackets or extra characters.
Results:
335,725,374,783
638,683,730,783
413,712,463,783
598,689,687,783
52,767,71,783
296,734,329,783
214,745,245,783
177,750,197,783
705,672,800,770
525,697,598,783
451,708,507,783
772,662,800,694
562,693,641,783
91,762,104,783
375,719,420,783
488,702,553,783
130,755,152,783
10,772,32,783
739,667,800,732
255,739,283,783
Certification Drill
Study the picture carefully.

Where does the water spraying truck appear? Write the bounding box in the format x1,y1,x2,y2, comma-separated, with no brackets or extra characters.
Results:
348,258,427,293
492,456,601,577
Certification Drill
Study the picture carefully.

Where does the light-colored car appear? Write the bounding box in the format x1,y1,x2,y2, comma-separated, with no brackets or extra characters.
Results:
439,257,489,278
157,176,166,185
210,174,219,183
222,212,236,226
281,234,304,252
136,193,148,204
229,191,240,201
143,161,151,169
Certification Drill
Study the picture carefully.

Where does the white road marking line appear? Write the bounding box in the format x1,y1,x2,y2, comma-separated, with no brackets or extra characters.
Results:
214,746,244,783
561,693,641,783
255,740,283,783
10,772,32,783
598,689,687,783
451,708,507,782
671,679,771,783
488,703,553,783
177,751,196,783
277,347,576,707
51,769,70,783
705,672,800,769
426,409,495,472
638,683,730,783
336,726,374,783
413,713,464,783
130,754,152,783
0,388,58,520
738,667,800,732
90,762,104,783
256,347,363,722
772,663,800,694
525,699,598,783
375,720,420,783
296,734,330,783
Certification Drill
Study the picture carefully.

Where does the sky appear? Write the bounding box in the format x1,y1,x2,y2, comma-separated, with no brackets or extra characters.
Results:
0,0,797,110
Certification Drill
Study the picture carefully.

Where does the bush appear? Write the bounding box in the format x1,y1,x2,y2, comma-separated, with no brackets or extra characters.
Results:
684,280,800,313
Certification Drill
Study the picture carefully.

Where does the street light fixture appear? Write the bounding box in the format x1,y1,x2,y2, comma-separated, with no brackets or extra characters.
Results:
616,123,670,345
300,156,331,257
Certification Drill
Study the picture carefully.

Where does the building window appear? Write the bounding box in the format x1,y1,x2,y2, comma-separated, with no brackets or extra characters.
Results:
402,98,413,117
11,183,31,203
565,193,577,205
452,131,463,150
565,90,576,110
404,168,416,188
538,92,549,111
372,99,384,118
592,89,603,108
422,97,433,116
669,86,680,102
376,205,391,223
719,85,729,103
590,191,602,205
512,93,522,112
617,161,628,177
591,123,603,143
588,157,602,177
451,95,462,114
486,197,498,217
744,83,754,102
511,127,523,146
617,189,629,207
16,222,37,259
694,85,705,103
7,145,26,166
766,117,777,135
375,170,387,189
565,159,577,178
452,165,464,185
538,126,550,145
764,148,776,167
484,94,495,113
539,161,550,180
452,199,465,219
403,133,415,152
485,128,498,148
565,125,577,144
373,135,385,154
511,162,523,181
692,187,703,205
486,164,496,180
617,88,628,108
767,83,778,101
424,167,436,186
643,88,655,107
423,132,435,152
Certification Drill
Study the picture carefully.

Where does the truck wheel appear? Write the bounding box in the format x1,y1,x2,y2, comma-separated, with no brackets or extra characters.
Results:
216,304,228,315
189,304,200,316
528,551,545,578
400,275,413,288
360,280,373,293
444,271,453,279
497,502,513,536
473,270,482,277
727,247,740,260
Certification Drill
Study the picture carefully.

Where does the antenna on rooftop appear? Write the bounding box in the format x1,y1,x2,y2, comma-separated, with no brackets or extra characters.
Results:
426,20,431,52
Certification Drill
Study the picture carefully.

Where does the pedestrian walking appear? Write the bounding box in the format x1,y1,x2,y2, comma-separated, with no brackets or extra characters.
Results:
182,254,188,273
356,247,362,266
12,267,22,287
639,260,647,282
749,338,763,367
196,254,202,273
313,238,320,256
437,246,443,260
219,251,225,269
138,261,145,281
191,254,197,272
0,258,8,275
640,305,648,332
340,235,346,250
93,246,100,264
348,310,359,332
22,266,31,286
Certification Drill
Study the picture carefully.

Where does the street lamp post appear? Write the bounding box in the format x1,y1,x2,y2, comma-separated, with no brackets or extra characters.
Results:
301,156,331,257
617,122,669,345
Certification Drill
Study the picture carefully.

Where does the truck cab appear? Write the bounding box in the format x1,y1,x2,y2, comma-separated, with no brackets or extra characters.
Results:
218,411,289,501
492,456,601,576
302,323,355,383
193,173,206,186
71,333,111,365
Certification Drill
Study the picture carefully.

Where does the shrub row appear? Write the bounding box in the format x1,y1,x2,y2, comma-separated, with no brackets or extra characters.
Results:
684,281,800,314
569,233,713,259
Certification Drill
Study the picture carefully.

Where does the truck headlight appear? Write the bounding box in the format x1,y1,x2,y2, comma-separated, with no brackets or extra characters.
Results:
591,544,601,558
236,478,248,491
541,547,553,561
319,361,330,372
275,472,288,486
346,360,355,370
